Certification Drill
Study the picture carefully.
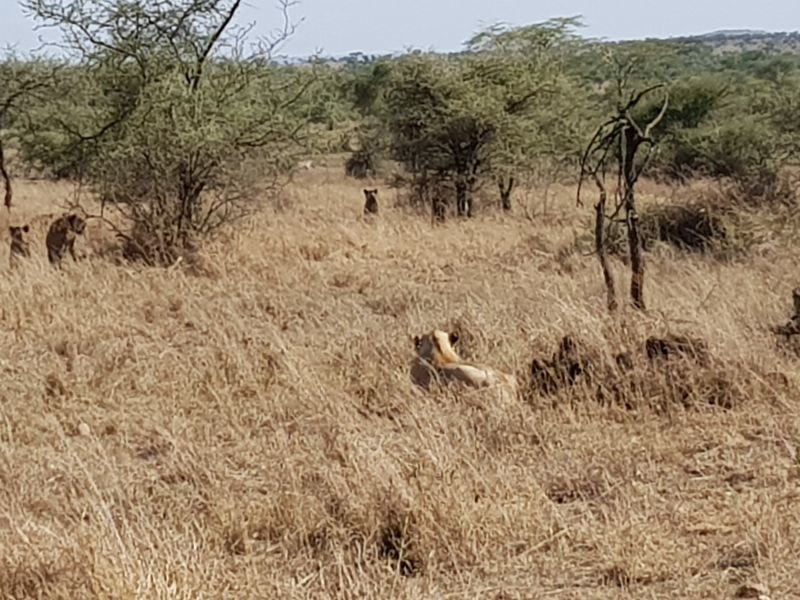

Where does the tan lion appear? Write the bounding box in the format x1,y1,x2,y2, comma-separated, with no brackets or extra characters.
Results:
46,213,86,268
9,224,31,268
410,329,518,402
363,188,379,215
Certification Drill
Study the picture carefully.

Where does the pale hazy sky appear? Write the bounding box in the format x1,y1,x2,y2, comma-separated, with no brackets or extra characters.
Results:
1,0,799,57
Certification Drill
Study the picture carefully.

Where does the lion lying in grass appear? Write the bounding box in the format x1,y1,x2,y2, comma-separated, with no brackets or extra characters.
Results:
410,329,518,402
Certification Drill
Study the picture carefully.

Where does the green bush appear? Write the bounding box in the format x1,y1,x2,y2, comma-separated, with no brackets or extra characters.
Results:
24,0,310,265
700,120,787,202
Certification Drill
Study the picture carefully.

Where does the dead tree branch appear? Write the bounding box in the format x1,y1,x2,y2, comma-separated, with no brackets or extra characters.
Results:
592,171,617,311
0,140,11,210
578,82,669,312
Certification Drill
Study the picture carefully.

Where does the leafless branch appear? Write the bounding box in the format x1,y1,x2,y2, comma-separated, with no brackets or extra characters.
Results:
591,170,617,311
0,140,12,210
579,81,666,312
644,92,670,139
190,0,241,91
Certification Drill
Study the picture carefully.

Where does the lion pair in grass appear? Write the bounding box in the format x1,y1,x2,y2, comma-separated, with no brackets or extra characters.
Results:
9,213,87,269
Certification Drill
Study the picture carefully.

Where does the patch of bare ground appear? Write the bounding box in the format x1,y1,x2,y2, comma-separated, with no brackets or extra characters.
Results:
0,169,797,598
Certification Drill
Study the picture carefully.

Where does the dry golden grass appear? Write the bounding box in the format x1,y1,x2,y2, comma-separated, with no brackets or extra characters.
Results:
0,166,798,599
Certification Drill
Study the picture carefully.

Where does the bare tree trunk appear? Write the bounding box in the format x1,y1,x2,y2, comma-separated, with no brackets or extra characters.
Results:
622,128,645,310
466,174,476,217
498,176,514,211
579,83,667,314
626,200,645,310
425,170,447,223
594,186,618,312
455,178,468,217
0,139,12,210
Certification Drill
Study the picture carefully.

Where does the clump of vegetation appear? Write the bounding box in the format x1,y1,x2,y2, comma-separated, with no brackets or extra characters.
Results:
660,120,792,204
376,507,423,577
21,0,311,266
700,120,792,204
353,18,585,220
576,200,750,260
642,202,727,252
0,54,62,206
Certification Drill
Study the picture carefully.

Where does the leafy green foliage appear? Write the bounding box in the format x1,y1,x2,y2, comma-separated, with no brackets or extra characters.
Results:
14,64,106,179
697,119,786,200
0,53,62,206
23,0,311,265
467,18,591,193
380,54,494,215
375,19,587,216
7,7,800,232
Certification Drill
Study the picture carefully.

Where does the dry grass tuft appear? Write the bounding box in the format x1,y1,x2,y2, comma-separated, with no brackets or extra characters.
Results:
0,169,798,598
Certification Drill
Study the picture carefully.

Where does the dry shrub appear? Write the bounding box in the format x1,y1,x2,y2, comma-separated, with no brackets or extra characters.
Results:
120,218,198,266
387,171,451,215
578,197,769,261
527,334,598,399
642,202,727,252
714,164,797,209
645,333,709,364
376,505,423,577
600,351,789,413
603,201,732,257
526,330,790,415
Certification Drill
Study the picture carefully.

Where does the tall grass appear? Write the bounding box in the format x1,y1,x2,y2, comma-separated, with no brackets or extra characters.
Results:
0,167,797,599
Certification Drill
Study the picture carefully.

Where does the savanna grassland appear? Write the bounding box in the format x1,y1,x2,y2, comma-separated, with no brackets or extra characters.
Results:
0,164,798,599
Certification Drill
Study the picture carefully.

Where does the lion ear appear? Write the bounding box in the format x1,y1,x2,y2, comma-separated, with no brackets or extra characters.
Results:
449,332,459,346
413,335,421,348
22,225,29,233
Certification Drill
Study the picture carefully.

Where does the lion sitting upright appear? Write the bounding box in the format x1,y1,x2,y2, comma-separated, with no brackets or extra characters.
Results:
410,329,518,403
46,213,86,268
9,225,31,268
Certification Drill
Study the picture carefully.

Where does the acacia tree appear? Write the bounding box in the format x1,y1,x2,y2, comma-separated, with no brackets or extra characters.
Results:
466,18,587,212
0,53,60,209
382,55,497,218
489,87,589,212
340,59,392,178
578,55,669,311
24,0,312,265
380,19,584,220
380,56,516,219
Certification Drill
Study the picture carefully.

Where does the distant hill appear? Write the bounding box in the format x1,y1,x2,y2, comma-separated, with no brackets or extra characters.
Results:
694,29,770,38
282,29,800,66
670,29,800,53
